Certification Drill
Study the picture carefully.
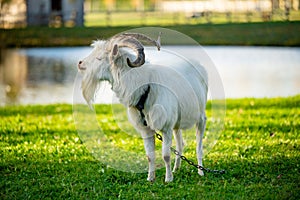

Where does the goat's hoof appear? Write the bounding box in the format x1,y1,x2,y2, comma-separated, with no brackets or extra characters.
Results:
147,177,155,182
147,172,155,182
165,175,173,182
198,169,204,176
172,162,181,173
147,176,155,182
172,167,179,173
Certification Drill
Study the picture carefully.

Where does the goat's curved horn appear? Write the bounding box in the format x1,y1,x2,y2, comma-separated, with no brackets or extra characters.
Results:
127,48,145,68
110,32,161,67
116,37,145,67
121,32,161,51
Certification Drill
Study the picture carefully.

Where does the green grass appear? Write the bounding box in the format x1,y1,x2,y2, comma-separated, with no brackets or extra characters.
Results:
1,21,300,47
84,10,300,27
1,96,299,199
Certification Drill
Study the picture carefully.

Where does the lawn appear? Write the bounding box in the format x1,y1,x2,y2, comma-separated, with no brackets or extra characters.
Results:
0,96,299,199
84,10,300,27
1,21,300,47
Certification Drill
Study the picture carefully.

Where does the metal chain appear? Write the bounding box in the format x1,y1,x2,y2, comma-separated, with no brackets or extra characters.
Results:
155,132,225,174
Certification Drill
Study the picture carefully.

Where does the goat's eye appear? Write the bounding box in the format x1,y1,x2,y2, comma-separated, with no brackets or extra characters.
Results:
96,57,103,61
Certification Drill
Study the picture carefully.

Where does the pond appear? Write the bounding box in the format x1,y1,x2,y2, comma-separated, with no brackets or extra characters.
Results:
0,46,299,106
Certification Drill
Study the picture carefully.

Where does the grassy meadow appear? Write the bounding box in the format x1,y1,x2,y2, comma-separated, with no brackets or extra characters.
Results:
84,10,300,27
1,21,300,47
1,96,299,199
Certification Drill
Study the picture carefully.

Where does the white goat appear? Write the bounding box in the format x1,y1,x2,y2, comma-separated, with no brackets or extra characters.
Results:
78,33,208,182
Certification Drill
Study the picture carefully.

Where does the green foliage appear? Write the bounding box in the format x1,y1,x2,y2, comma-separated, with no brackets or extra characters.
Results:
1,96,299,199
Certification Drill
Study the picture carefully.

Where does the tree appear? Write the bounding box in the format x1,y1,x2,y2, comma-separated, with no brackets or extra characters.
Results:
0,0,12,10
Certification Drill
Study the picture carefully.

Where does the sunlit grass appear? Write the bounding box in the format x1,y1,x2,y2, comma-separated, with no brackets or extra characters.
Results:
1,96,299,199
2,21,300,47
84,11,300,27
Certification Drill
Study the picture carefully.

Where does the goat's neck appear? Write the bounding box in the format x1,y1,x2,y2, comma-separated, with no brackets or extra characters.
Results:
110,50,147,106
110,61,133,106
111,70,149,108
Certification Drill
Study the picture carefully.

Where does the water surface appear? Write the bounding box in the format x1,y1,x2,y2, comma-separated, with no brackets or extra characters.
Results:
0,46,299,105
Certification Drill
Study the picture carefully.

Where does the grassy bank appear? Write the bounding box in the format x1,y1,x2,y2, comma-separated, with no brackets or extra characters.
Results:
1,21,300,47
84,10,300,27
1,96,299,199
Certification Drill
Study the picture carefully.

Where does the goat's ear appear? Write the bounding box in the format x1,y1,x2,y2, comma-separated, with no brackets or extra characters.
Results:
112,44,119,57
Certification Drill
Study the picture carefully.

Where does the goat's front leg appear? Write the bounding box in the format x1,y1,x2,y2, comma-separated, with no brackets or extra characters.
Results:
142,131,156,182
173,129,184,172
162,130,173,182
127,107,156,182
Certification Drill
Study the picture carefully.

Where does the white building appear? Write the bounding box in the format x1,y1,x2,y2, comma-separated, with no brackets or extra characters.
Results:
26,0,84,26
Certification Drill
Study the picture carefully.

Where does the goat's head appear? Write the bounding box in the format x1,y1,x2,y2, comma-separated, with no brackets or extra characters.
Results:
78,33,161,105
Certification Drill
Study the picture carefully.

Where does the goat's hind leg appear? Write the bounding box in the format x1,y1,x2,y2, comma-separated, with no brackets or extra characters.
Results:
173,129,184,172
162,130,173,182
196,114,206,176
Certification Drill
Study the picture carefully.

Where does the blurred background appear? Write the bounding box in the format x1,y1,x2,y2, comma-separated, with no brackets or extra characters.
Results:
1,0,300,28
0,0,299,105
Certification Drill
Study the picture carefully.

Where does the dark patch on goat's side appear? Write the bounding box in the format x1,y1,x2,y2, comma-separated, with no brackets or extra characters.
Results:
135,85,150,126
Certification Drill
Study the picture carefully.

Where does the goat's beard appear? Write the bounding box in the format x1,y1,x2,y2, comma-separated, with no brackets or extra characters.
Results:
81,69,100,109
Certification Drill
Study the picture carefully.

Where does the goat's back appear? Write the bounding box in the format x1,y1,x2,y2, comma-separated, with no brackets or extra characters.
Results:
141,49,208,129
